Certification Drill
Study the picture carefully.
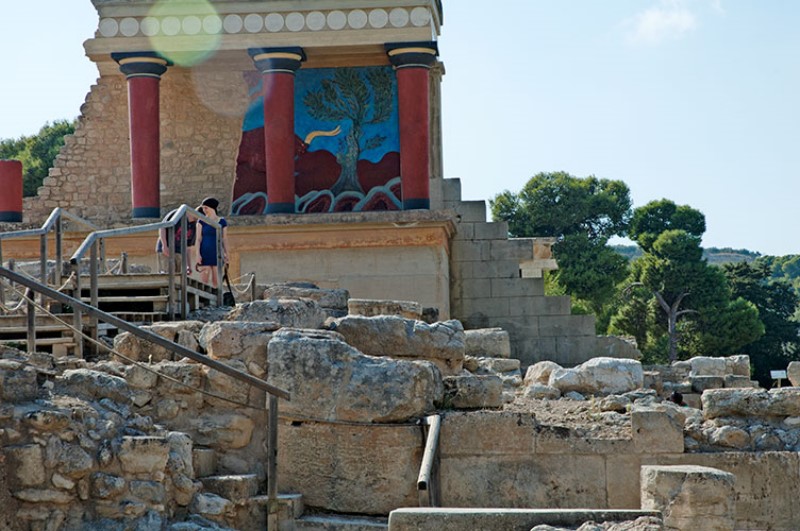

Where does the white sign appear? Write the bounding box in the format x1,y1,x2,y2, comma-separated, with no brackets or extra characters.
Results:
771,370,788,379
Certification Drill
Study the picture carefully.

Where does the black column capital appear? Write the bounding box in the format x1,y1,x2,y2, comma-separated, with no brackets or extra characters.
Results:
111,52,171,79
248,47,306,74
385,41,438,69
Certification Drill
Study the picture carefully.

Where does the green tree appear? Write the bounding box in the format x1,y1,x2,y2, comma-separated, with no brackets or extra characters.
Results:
628,199,706,252
490,172,632,317
303,67,393,195
0,120,75,196
723,262,799,386
613,217,763,363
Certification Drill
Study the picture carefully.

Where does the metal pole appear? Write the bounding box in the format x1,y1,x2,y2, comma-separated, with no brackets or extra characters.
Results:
267,394,279,530
179,215,188,319
39,233,48,306
55,216,63,288
26,289,36,354
216,228,223,306
167,224,176,318
417,414,441,507
89,240,99,356
72,261,83,357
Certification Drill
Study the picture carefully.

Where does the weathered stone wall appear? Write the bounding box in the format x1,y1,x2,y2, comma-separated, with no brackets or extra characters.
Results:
24,68,246,225
434,411,800,531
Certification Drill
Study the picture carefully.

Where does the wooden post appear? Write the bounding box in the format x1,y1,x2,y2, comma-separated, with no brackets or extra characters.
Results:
26,288,35,354
72,262,83,357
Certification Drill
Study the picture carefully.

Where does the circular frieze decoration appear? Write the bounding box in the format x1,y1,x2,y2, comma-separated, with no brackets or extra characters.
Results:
119,17,139,37
306,11,326,31
410,7,431,27
203,15,222,34
348,9,368,29
265,13,285,32
285,12,305,32
161,16,182,36
327,10,347,30
182,16,202,35
99,18,119,38
369,9,389,28
223,14,243,34
244,13,264,33
389,8,410,28
140,17,160,37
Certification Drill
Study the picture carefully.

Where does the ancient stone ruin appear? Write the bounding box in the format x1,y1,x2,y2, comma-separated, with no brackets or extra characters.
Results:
1,283,799,530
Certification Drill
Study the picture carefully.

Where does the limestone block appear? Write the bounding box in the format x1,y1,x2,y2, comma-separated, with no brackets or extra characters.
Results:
203,360,251,407
118,436,170,475
192,448,216,478
464,328,511,358
471,357,520,374
197,321,278,368
22,409,70,432
278,420,420,514
200,474,258,502
440,411,536,456
167,432,194,477
723,375,753,389
332,315,465,370
57,369,132,405
702,388,800,418
348,298,422,320
90,472,126,499
262,283,349,311
268,328,443,423
226,299,326,329
726,355,751,377
520,384,561,400
128,480,165,505
641,465,735,531
709,426,750,449
6,444,45,487
690,357,729,377
189,492,234,517
113,321,204,363
0,360,38,403
13,488,73,504
443,375,503,409
788,361,800,387
56,444,94,479
189,414,255,450
692,376,725,392
51,473,75,490
156,361,204,395
549,357,644,395
631,407,685,454
524,361,562,386
122,364,159,389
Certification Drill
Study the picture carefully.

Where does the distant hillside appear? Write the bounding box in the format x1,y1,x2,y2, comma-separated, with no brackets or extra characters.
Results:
611,245,760,265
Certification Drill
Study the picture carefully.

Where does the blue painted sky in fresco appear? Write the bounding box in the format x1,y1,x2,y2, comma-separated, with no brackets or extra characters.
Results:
2,1,799,255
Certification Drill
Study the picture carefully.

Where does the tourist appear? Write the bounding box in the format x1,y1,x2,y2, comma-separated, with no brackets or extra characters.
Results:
667,391,685,406
194,197,229,288
156,208,198,274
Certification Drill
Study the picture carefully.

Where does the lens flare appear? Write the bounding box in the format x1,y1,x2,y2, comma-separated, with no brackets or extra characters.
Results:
147,0,222,67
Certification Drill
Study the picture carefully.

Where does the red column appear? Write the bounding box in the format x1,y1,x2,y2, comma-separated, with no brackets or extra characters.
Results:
249,47,305,214
0,160,23,222
112,52,170,218
386,43,438,210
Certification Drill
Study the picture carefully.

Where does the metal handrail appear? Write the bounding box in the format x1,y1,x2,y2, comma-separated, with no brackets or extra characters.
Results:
0,208,101,307
69,205,225,337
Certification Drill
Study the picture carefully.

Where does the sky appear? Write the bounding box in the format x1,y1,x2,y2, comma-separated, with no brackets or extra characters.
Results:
2,1,799,256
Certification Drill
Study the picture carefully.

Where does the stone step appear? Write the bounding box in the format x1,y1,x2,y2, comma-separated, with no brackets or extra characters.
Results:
295,513,388,531
199,474,259,501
